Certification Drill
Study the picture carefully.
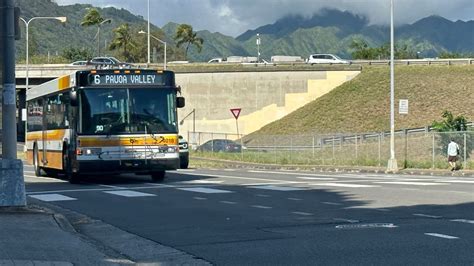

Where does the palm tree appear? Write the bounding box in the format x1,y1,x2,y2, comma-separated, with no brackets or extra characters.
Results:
81,8,111,56
174,24,204,60
109,23,135,61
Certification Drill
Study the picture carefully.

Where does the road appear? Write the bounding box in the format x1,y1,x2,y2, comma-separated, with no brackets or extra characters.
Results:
24,164,474,265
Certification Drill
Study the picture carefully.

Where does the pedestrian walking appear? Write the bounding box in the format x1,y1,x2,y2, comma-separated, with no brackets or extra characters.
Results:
447,138,460,171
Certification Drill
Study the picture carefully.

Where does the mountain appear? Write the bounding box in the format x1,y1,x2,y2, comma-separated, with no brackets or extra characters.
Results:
14,1,474,63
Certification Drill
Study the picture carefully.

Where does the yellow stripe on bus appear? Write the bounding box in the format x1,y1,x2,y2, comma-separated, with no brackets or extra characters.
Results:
58,75,70,90
27,129,67,142
78,135,178,147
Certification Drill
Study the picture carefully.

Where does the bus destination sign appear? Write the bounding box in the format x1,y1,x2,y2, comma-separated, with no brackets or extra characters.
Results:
89,73,163,86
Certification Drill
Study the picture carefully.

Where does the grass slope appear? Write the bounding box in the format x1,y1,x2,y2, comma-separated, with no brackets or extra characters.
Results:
250,65,474,137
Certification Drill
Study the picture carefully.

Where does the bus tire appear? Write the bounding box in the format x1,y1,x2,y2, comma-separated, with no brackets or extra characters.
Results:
33,144,44,177
63,147,81,184
180,156,189,169
150,171,165,182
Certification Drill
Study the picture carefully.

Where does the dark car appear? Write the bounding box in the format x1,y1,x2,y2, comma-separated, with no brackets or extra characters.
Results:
178,135,189,169
197,139,242,153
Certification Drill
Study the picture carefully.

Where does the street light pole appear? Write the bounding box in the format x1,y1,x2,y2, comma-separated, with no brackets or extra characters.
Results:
19,16,67,91
97,19,111,57
139,30,167,69
387,0,398,172
147,0,151,64
256,33,261,62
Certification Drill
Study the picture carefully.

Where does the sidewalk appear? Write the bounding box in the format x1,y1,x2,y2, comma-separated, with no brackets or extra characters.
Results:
0,204,209,265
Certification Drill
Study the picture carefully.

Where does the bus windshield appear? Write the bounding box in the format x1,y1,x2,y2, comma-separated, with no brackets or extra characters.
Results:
79,87,178,135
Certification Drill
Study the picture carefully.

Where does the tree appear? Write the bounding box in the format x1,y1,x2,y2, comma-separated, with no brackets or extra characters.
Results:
431,111,473,163
174,24,203,60
61,47,93,61
108,23,135,61
81,8,111,56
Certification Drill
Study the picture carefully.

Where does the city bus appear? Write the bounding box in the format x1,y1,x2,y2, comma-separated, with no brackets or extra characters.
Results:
26,69,185,183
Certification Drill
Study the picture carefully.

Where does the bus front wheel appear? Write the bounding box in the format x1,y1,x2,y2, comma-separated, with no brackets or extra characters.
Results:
150,171,165,182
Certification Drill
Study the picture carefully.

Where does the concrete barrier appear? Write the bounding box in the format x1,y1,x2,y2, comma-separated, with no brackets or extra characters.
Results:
0,159,26,207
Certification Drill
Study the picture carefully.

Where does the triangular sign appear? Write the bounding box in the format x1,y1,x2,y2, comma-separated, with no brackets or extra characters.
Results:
230,108,241,119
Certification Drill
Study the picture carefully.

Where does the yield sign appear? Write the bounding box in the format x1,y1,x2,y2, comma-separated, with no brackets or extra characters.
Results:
230,108,242,119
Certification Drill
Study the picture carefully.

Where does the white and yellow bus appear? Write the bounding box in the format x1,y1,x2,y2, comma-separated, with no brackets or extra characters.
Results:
26,69,185,183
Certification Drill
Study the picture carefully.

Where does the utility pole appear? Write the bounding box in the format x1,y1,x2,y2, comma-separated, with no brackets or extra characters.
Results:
0,0,26,206
387,0,398,173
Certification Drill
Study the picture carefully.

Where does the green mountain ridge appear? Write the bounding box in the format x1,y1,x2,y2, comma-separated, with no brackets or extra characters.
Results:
15,0,474,63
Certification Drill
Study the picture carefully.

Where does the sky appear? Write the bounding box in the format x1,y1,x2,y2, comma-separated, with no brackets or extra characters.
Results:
55,0,474,37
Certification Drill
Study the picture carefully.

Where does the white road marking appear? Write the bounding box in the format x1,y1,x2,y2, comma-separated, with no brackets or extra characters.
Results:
104,190,156,197
375,182,445,186
250,185,307,191
288,197,303,201
450,219,474,224
333,218,360,223
251,205,272,209
292,211,313,216
438,180,474,184
413,213,442,219
256,194,271,197
177,187,233,194
241,182,286,186
311,183,378,188
29,194,77,202
321,201,343,206
182,180,224,184
182,172,306,184
193,197,207,200
297,177,335,181
424,233,459,239
223,169,236,171
220,201,237,204
100,185,126,189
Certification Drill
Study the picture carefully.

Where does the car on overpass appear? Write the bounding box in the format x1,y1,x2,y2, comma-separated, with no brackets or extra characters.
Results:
86,57,132,68
196,139,243,153
306,54,349,65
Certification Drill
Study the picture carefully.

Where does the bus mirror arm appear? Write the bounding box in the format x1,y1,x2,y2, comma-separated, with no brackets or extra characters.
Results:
70,91,78,106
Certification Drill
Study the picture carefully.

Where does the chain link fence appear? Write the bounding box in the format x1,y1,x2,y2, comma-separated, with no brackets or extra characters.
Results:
186,130,474,170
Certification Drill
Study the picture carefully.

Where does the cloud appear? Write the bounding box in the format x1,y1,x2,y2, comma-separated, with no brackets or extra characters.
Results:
56,0,474,37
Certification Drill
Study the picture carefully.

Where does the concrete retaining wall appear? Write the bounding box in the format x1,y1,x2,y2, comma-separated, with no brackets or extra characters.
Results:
176,70,360,137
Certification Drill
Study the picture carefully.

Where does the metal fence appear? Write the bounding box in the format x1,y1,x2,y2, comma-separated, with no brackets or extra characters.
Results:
187,131,474,170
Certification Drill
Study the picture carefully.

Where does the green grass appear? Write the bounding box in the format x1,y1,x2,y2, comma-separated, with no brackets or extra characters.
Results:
245,65,474,141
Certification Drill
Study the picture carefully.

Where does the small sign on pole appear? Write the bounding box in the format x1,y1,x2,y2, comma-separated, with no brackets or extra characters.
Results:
399,99,408,115
230,108,241,120
230,108,243,159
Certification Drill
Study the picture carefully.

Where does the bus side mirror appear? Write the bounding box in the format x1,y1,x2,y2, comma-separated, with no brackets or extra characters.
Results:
177,97,185,108
70,91,78,106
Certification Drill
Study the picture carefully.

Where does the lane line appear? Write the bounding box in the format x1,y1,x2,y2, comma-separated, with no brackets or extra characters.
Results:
181,180,225,184
311,183,378,188
100,185,126,189
450,219,474,224
292,211,313,216
104,190,156,197
220,201,237,204
424,233,459,239
193,197,207,200
375,182,445,186
296,177,336,181
333,218,359,223
256,194,271,197
249,185,307,191
177,187,233,194
288,197,303,201
251,205,272,209
29,194,77,202
321,201,343,206
413,213,442,219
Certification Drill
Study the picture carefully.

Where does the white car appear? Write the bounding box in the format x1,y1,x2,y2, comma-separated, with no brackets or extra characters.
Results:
307,54,349,65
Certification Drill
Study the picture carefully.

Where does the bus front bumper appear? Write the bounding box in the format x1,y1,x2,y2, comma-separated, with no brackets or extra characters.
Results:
74,158,179,174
